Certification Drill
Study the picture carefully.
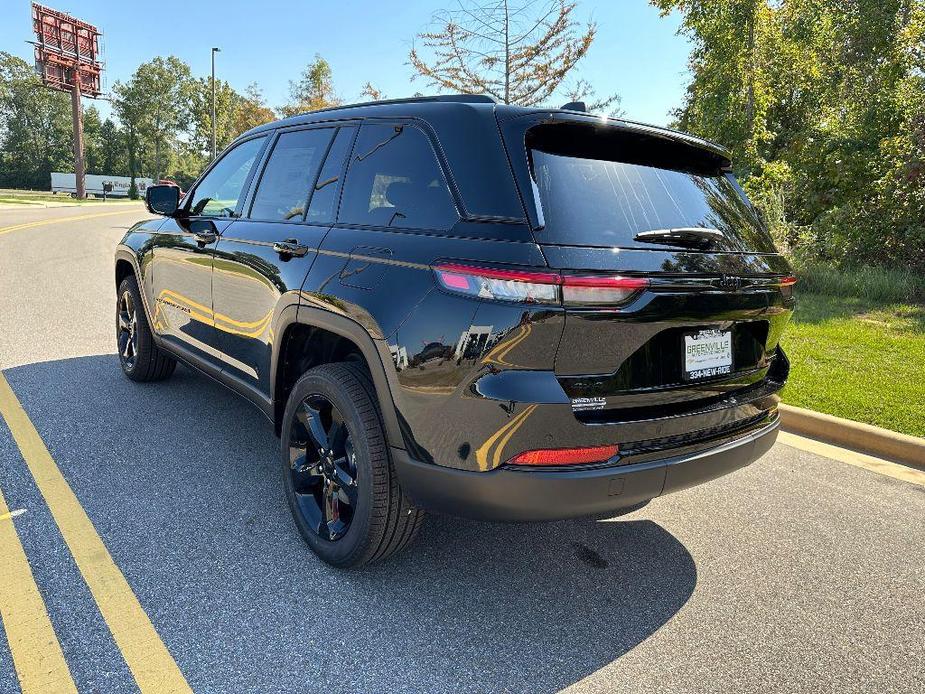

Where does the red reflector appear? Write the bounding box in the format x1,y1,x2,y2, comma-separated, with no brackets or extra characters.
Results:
507,444,620,466
778,275,798,286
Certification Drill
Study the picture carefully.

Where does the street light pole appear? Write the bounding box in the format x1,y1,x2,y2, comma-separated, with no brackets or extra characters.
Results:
211,47,221,159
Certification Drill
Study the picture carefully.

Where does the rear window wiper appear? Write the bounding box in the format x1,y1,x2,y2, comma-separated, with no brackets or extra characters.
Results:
634,227,725,248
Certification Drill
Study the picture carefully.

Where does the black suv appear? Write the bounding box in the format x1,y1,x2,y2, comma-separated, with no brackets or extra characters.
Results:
115,95,794,567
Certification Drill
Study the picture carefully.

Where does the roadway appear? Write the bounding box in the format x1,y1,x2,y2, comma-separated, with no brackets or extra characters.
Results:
0,204,923,693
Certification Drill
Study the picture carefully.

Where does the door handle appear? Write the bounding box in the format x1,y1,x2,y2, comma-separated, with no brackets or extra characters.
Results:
273,239,309,257
194,231,216,246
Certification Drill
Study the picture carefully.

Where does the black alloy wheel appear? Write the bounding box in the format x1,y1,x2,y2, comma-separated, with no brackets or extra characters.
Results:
116,275,176,382
117,289,139,370
287,394,359,541
280,363,423,568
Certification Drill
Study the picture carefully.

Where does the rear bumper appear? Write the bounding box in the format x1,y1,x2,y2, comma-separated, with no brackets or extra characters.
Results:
394,415,779,521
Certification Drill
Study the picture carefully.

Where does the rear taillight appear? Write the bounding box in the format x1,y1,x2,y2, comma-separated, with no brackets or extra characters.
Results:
561,275,650,306
434,264,559,304
506,444,620,466
778,275,797,299
433,264,648,307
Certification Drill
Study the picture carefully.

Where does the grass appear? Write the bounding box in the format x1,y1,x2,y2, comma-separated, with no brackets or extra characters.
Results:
793,260,925,304
781,291,925,438
0,189,137,205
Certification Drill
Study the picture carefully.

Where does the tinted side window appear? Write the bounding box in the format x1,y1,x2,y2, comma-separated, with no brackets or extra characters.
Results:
187,136,265,217
306,127,355,225
249,128,333,221
338,124,457,230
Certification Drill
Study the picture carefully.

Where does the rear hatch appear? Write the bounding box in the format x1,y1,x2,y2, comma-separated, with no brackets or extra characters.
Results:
500,114,795,420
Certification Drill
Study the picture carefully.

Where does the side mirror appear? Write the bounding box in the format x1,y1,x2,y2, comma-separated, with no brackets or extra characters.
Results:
145,184,180,216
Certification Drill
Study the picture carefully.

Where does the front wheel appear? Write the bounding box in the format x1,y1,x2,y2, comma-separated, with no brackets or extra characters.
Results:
116,276,176,382
281,363,423,568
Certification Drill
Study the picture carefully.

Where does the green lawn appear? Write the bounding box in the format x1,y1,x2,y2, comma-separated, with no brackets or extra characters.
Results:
781,292,925,438
0,189,137,205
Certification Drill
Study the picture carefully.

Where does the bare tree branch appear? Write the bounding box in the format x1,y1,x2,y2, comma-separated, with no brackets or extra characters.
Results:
408,0,616,108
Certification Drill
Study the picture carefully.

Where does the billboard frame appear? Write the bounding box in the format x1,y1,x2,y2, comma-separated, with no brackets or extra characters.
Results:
31,3,105,199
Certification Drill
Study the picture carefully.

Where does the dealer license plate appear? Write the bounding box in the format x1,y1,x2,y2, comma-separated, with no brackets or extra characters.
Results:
683,329,732,380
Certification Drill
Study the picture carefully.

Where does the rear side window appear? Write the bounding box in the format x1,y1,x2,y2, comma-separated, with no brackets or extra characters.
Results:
528,123,776,253
306,126,355,225
338,124,458,230
249,128,333,221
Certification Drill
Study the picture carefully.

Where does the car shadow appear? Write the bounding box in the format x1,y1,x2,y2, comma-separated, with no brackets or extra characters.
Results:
3,355,697,693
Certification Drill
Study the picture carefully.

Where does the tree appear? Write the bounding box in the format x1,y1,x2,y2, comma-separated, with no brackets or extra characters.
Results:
189,76,243,155
0,52,72,189
563,78,623,116
280,55,341,116
361,82,387,101
99,118,129,176
235,83,276,134
409,0,615,108
652,0,925,270
113,56,192,180
112,76,146,181
650,0,772,171
83,104,104,174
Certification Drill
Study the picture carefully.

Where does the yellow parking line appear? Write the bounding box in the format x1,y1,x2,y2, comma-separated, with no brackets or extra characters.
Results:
0,209,140,238
0,372,192,693
0,486,77,693
778,431,925,487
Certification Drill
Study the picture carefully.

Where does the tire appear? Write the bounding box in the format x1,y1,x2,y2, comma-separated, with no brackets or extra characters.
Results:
116,275,176,382
281,362,424,568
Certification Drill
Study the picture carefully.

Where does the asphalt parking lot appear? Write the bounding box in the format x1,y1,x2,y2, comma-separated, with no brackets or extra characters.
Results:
1,204,923,693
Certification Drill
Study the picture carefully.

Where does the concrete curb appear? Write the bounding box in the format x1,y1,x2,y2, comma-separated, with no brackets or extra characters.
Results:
779,404,925,470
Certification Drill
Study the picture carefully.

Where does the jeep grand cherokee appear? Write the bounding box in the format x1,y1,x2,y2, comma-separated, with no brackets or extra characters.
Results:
114,95,795,567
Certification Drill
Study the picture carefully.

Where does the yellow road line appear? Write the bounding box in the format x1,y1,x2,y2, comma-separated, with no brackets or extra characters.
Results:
159,288,273,334
491,404,538,468
474,404,538,471
0,486,77,693
778,431,925,487
482,323,533,367
0,372,192,693
0,209,141,238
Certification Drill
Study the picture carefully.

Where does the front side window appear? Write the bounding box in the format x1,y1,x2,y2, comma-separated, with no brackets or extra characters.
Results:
249,128,333,221
338,124,457,230
187,136,266,218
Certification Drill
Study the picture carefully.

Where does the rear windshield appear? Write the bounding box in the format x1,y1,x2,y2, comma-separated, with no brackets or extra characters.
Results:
528,125,776,253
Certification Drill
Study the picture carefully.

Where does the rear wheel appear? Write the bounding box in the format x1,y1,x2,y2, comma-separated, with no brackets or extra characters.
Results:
116,275,176,382
281,363,423,568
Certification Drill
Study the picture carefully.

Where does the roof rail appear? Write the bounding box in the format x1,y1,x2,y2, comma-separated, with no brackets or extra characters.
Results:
288,94,496,119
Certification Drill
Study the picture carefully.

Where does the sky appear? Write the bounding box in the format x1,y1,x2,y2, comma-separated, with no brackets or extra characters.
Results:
2,0,692,126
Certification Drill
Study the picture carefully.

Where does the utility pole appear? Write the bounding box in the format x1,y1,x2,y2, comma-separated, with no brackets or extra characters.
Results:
70,67,86,199
211,47,221,159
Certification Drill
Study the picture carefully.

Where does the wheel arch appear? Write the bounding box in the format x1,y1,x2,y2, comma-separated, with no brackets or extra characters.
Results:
113,247,157,327
115,256,135,289
271,305,405,448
